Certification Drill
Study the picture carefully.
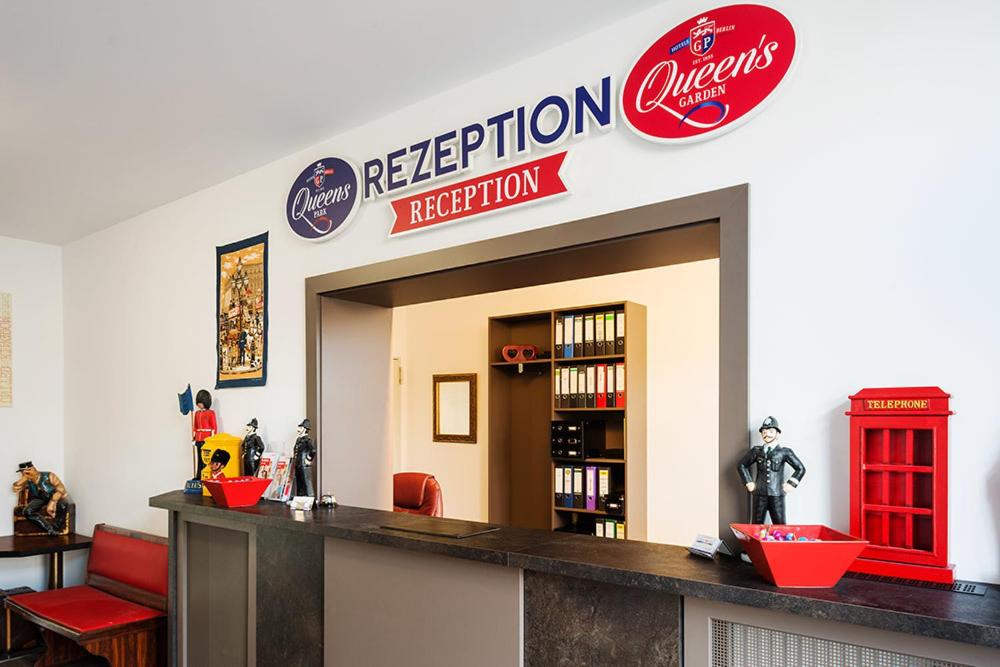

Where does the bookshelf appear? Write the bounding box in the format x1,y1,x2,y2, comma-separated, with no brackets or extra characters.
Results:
487,301,646,541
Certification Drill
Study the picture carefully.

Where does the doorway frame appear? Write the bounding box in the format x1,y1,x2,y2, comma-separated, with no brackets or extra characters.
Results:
304,183,748,546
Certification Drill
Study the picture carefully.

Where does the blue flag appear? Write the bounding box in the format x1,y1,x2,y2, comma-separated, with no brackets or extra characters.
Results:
178,384,194,415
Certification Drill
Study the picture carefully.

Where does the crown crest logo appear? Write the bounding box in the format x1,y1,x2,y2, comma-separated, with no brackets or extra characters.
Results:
697,16,709,25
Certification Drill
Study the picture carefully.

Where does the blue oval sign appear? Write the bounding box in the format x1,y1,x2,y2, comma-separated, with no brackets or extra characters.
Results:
286,157,360,241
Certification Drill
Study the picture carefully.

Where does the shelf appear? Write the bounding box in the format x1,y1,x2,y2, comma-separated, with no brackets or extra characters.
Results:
553,506,623,517
551,457,626,464
585,457,626,464
554,354,625,364
554,407,625,412
863,464,934,473
863,504,933,516
490,359,551,367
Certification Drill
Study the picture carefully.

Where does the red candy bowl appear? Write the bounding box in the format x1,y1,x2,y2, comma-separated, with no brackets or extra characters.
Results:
730,524,869,588
202,476,272,508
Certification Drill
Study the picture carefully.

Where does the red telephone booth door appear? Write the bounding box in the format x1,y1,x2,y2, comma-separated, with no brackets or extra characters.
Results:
851,417,947,567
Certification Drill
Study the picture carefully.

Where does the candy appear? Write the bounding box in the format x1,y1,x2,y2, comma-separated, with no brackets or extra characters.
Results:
798,536,808,541
784,533,795,541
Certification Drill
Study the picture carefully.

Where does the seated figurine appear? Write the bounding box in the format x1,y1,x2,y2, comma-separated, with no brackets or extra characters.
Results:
12,461,69,536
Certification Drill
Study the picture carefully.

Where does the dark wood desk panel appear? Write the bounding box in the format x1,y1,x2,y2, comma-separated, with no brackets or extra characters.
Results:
151,491,1000,650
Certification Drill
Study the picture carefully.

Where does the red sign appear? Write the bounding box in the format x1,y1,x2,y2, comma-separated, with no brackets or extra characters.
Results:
389,152,568,236
621,4,795,143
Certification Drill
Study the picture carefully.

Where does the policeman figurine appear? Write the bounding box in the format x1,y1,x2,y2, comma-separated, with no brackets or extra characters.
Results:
241,418,265,476
737,416,806,524
293,418,316,497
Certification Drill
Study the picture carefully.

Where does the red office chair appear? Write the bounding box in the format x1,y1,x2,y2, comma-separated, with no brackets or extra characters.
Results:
392,472,443,517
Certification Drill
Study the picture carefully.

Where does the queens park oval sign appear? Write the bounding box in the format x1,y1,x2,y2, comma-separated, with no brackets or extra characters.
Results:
621,4,796,144
285,157,361,241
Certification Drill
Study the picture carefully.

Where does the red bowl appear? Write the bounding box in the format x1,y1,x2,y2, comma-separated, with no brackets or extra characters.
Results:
202,476,272,508
730,523,869,588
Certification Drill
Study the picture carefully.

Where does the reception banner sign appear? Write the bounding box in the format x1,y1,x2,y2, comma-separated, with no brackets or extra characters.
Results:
388,152,568,236
216,233,268,389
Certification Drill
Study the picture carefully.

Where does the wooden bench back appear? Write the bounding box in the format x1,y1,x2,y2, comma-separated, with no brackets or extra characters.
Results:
85,524,168,612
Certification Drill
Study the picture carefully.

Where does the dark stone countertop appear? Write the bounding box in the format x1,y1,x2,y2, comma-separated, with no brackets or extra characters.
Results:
151,490,1000,649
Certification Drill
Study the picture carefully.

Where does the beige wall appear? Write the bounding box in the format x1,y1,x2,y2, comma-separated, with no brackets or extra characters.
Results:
390,259,719,546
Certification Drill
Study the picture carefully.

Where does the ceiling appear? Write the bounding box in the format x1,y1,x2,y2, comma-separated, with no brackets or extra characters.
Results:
0,1,663,245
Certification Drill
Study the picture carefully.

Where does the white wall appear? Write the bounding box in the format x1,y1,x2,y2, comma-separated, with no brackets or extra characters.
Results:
391,261,719,545
0,236,71,590
61,0,1000,581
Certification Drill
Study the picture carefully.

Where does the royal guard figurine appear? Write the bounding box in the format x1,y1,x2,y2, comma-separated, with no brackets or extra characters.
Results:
293,418,316,498
192,389,217,480
12,462,69,536
737,416,806,524
207,449,231,481
241,418,265,476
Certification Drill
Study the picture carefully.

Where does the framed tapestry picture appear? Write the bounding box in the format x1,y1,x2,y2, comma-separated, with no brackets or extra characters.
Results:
216,232,268,388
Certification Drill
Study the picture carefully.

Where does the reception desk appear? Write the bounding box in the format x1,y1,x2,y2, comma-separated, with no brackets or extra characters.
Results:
150,491,1000,666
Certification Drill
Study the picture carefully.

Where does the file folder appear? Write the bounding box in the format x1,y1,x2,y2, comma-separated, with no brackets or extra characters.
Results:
604,519,616,538
563,467,573,507
607,360,616,407
555,315,564,358
615,310,625,353
568,366,579,408
554,466,564,506
604,312,615,355
583,314,595,357
596,364,607,408
585,466,597,510
573,315,583,358
585,365,596,408
554,368,562,408
598,468,610,510
560,365,570,409
616,522,626,540
563,315,574,358
595,311,605,357
595,522,605,537
615,362,626,408
572,467,584,508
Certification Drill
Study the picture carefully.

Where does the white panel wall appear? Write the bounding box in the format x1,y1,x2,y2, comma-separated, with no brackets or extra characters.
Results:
0,236,70,590
61,1,1000,581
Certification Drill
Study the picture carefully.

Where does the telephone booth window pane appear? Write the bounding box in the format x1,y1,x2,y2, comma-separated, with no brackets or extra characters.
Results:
889,514,908,548
913,429,933,466
889,429,908,464
888,472,907,507
863,429,885,464
913,473,933,509
865,511,886,546
864,473,884,505
913,516,934,552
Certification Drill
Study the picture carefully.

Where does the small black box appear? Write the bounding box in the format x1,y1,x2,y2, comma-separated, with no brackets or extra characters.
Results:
551,420,606,459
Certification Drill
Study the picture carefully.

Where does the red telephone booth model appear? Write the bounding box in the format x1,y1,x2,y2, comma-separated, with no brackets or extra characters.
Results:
846,387,954,583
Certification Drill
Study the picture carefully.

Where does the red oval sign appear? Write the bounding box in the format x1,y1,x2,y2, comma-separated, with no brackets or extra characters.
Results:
621,4,796,143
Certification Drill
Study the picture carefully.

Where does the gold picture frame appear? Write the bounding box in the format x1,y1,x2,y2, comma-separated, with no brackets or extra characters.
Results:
433,374,477,443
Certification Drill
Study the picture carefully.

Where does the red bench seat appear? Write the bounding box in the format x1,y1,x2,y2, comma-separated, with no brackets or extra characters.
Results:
11,585,163,634
4,524,168,666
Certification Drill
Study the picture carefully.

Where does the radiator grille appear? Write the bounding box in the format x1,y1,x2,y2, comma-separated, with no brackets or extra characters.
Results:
710,618,970,667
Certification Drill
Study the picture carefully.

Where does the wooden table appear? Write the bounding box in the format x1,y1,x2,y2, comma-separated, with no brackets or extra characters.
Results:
0,534,92,590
